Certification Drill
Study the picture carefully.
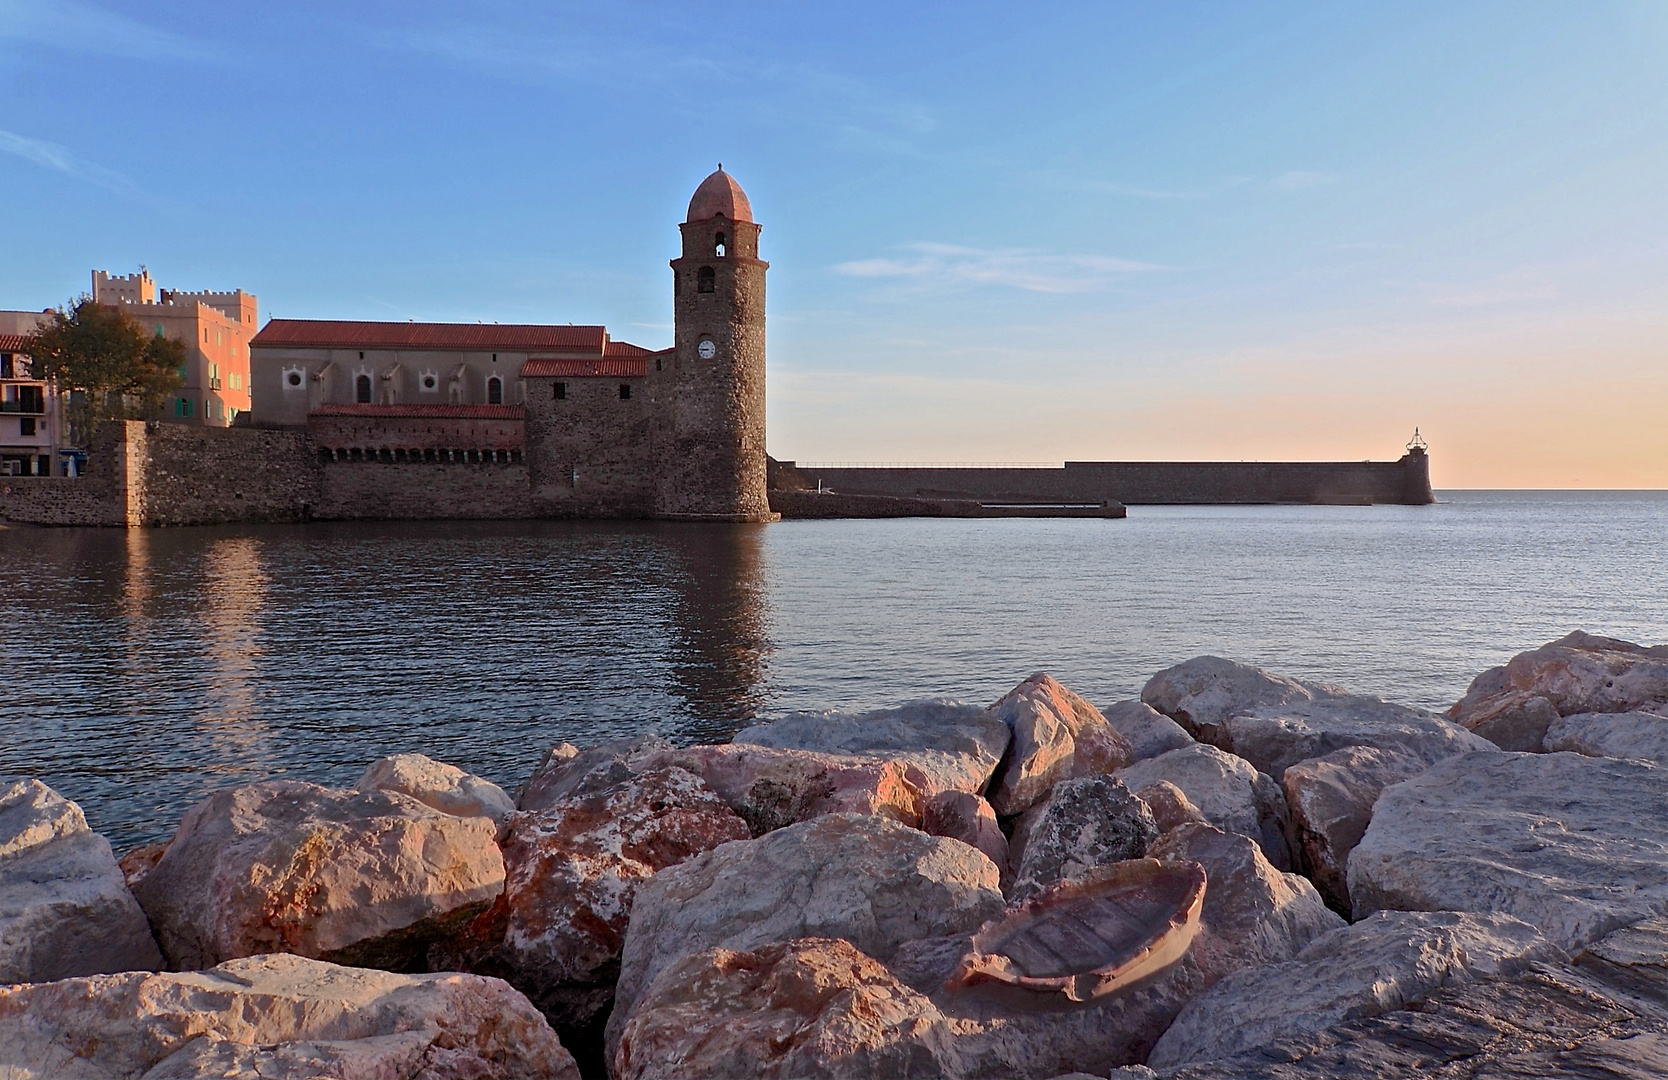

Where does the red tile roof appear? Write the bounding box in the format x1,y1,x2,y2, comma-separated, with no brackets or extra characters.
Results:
252,320,608,352
521,356,650,378
311,404,526,420
0,334,29,353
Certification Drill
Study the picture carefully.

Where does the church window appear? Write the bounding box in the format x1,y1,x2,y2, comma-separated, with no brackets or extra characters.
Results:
487,376,504,404
715,232,727,257
356,374,372,403
554,382,566,400
285,371,302,388
421,374,437,391
619,383,631,400
698,266,715,293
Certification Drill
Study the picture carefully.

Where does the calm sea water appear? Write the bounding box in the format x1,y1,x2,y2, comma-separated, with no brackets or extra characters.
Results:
3,490,1665,849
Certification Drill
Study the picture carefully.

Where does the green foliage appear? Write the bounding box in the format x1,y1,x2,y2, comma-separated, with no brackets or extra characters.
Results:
24,297,185,445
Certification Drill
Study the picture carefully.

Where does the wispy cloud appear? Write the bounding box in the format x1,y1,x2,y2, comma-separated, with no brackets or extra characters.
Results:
371,23,721,86
834,242,1169,294
1272,170,1338,191
0,0,210,60
0,128,163,207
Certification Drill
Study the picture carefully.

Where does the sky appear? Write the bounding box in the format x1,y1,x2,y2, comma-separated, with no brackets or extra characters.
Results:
2,2,1665,487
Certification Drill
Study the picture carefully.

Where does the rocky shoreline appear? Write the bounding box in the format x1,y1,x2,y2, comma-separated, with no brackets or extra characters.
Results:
3,630,1668,1078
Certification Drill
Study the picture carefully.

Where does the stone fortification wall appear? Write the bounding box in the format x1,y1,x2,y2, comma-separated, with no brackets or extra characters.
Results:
523,376,654,518
314,461,532,520
786,454,1434,507
140,424,318,526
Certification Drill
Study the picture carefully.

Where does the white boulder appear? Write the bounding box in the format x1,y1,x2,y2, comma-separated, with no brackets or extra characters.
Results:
1544,710,1668,762
355,752,515,825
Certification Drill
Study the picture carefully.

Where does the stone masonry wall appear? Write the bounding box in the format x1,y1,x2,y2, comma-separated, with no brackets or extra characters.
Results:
523,376,654,518
314,460,532,520
139,424,319,526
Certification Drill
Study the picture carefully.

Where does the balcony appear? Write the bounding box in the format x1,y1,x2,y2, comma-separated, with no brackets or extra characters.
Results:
209,377,223,390
0,400,45,415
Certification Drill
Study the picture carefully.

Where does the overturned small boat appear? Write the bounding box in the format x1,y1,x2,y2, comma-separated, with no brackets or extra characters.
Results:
951,858,1208,1002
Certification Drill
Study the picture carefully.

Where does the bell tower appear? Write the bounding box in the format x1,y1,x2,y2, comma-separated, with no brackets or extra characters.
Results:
656,166,775,521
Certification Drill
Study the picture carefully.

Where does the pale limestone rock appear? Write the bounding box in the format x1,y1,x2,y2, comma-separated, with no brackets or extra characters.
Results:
433,765,749,1038
355,752,515,825
1102,699,1195,762
1451,631,1668,751
1281,745,1435,912
1143,656,1487,778
132,780,504,971
604,812,1004,1061
1147,910,1564,1068
733,699,1012,796
1007,775,1157,904
988,673,1134,817
0,952,577,1080
0,777,161,981
518,736,669,811
1544,710,1668,762
613,937,967,1080
1114,743,1293,869
1348,751,1668,951
888,823,1344,1077
922,790,1008,870
1133,780,1209,833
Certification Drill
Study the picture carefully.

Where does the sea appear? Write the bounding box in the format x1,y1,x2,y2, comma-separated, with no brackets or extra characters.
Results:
3,489,1665,850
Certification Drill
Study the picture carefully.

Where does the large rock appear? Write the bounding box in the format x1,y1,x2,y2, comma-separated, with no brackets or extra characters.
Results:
1544,710,1668,762
987,674,1134,817
1132,780,1209,833
604,812,1004,1060
1147,910,1564,1068
1102,700,1195,762
613,937,966,1080
520,734,925,837
1114,744,1294,870
1143,657,1489,779
732,700,1012,796
518,735,670,811
1451,632,1668,751
356,752,515,825
0,952,577,1079
132,780,505,971
1348,751,1668,951
0,778,161,982
1280,745,1436,912
1007,775,1157,903
889,823,1344,1076
922,790,1009,869
434,765,749,1037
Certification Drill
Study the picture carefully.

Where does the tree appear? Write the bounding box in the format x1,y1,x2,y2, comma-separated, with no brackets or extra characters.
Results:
24,297,185,445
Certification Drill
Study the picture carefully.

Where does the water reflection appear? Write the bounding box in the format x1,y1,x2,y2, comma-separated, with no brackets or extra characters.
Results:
659,524,772,742
196,536,271,770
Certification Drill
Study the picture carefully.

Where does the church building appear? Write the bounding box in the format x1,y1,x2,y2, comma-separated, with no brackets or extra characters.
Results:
247,168,773,521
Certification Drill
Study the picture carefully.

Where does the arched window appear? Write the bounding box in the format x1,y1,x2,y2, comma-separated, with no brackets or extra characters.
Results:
487,376,503,405
355,374,372,403
715,232,727,257
698,266,716,293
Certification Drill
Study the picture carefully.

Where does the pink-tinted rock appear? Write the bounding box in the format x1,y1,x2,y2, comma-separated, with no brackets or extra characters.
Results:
132,780,504,971
988,673,1134,817
1282,745,1435,913
641,742,927,835
614,937,966,1080
1134,780,1210,833
117,842,167,890
0,952,577,1080
733,700,1012,797
1007,775,1157,904
605,812,1004,1062
1113,743,1296,870
1451,632,1668,751
518,736,668,811
922,790,1009,869
356,752,515,826
435,765,749,1037
1102,699,1195,762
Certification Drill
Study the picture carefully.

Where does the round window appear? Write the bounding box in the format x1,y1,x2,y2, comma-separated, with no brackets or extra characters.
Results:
286,371,302,387
422,375,437,390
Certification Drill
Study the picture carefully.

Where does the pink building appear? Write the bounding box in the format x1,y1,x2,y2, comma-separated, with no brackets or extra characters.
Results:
0,311,64,476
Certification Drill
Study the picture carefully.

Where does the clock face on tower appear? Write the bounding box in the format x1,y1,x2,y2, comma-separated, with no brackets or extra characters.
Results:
697,338,717,360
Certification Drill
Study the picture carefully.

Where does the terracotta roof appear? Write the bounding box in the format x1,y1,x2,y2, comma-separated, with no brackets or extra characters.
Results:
311,404,526,420
522,356,649,378
252,320,608,352
0,335,29,353
687,167,753,224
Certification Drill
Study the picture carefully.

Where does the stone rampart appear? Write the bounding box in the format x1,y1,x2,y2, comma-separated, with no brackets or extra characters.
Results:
315,460,532,520
784,454,1434,507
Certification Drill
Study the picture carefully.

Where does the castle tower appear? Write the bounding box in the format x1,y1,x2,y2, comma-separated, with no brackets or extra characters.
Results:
656,167,775,521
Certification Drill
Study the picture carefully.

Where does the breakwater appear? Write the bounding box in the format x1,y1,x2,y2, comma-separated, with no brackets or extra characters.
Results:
775,452,1434,507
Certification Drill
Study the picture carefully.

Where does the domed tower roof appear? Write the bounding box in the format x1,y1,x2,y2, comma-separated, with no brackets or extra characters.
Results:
686,166,753,224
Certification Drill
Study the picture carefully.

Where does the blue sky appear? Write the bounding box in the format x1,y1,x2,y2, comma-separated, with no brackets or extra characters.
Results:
3,2,1666,484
